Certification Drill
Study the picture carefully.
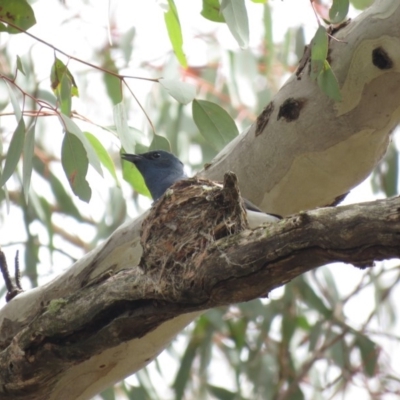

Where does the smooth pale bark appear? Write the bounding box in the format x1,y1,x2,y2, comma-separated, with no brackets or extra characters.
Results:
203,0,400,216
1,0,400,398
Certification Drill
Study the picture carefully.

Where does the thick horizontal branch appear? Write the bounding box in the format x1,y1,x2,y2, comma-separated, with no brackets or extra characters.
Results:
0,176,400,399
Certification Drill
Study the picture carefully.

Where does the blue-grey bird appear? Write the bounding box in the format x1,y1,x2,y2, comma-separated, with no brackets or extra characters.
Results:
121,150,281,223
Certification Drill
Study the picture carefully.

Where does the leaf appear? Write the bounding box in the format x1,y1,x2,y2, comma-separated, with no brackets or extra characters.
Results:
173,334,202,399
0,0,36,33
149,134,171,152
164,0,187,68
159,78,196,104
201,0,225,23
120,26,136,64
32,156,84,222
59,73,72,116
373,143,398,197
102,52,123,105
50,58,79,100
22,122,36,202
59,114,103,176
61,133,91,202
329,0,350,23
310,26,328,81
84,132,119,186
207,385,236,400
16,55,25,75
317,60,342,101
296,277,332,318
113,102,135,153
192,99,239,150
122,153,151,198
308,321,322,351
355,333,378,376
220,0,249,48
350,0,373,9
5,81,22,121
0,118,25,187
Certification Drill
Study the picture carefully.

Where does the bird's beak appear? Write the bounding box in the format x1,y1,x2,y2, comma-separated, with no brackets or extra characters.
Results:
121,153,142,164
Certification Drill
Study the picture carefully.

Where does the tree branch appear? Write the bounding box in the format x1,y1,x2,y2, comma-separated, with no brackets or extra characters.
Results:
0,176,399,399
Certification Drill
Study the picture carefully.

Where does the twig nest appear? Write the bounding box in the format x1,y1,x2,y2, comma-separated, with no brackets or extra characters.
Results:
140,173,248,284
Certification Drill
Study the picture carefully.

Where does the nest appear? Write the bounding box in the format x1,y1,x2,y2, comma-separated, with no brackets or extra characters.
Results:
140,173,248,291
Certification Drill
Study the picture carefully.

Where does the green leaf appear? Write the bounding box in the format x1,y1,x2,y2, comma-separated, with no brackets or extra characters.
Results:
164,0,187,68
159,78,196,105
120,26,136,64
374,143,398,197
60,73,72,116
32,156,84,222
221,0,249,49
61,133,91,202
310,26,328,81
329,334,348,368
50,57,79,107
84,132,119,186
5,82,22,121
207,385,236,400
0,118,25,187
355,333,378,376
113,102,135,153
308,321,322,351
0,0,36,33
329,0,349,23
317,60,342,101
296,277,332,318
102,52,123,105
350,0,373,9
173,338,198,400
201,0,225,23
263,4,273,71
122,151,151,198
16,55,25,75
22,122,36,202
59,114,103,176
192,99,239,150
149,134,171,152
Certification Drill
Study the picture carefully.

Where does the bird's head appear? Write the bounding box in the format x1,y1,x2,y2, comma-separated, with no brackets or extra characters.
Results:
121,150,186,200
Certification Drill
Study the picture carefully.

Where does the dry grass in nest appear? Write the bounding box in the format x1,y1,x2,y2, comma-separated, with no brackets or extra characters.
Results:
140,173,248,293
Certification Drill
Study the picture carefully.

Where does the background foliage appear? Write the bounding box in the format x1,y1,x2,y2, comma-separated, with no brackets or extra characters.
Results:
1,0,399,399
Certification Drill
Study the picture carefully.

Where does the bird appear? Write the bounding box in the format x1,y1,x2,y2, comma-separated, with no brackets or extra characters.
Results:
121,150,281,224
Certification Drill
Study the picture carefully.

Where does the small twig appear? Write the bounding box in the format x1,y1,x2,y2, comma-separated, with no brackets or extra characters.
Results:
0,249,24,302
0,250,13,292
14,250,22,290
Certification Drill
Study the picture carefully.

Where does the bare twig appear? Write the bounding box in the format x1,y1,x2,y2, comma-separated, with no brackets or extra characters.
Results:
0,249,24,302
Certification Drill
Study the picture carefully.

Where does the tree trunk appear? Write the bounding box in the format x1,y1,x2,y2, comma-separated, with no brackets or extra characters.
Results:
1,1,400,398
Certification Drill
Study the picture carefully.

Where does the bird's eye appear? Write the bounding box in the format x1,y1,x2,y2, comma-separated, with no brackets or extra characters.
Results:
151,152,161,159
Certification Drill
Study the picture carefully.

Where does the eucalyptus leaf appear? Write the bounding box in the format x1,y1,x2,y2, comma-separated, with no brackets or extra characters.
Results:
22,122,36,202
0,118,25,187
221,0,249,48
84,132,119,186
59,114,103,176
0,0,36,33
164,0,187,67
61,133,91,202
192,100,239,150
159,78,196,105
113,102,135,153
